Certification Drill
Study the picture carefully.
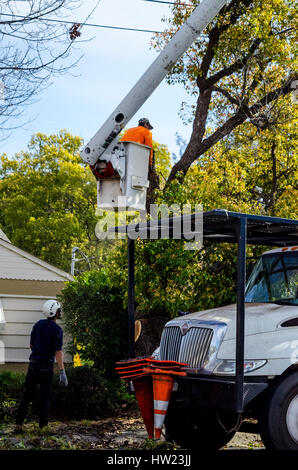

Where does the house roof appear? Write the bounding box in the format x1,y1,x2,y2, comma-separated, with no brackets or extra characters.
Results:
0,237,73,282
0,229,11,244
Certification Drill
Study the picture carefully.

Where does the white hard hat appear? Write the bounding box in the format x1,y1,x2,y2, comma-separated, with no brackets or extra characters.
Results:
42,300,61,318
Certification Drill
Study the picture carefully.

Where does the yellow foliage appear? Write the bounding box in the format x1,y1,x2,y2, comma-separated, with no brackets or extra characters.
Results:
73,353,82,367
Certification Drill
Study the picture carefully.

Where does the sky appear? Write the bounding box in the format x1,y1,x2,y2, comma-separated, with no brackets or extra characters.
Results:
1,0,194,158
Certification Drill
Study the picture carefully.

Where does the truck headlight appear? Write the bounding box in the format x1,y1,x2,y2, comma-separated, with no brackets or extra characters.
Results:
213,359,267,375
151,346,160,360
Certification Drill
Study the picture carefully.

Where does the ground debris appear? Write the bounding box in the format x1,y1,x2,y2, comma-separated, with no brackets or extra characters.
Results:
0,409,265,450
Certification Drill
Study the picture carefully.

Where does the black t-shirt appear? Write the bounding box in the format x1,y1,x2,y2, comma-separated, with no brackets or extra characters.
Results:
29,319,63,367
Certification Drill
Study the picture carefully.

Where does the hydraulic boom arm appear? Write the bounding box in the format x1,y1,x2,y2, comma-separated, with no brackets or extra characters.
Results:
80,0,227,166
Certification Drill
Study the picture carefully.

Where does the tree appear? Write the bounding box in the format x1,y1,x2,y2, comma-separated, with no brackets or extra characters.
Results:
0,130,172,272
150,0,297,187
164,96,297,216
0,130,99,272
146,140,171,211
58,270,128,376
100,97,297,354
0,0,98,139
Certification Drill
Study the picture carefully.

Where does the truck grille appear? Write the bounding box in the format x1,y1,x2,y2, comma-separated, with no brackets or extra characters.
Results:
159,326,213,370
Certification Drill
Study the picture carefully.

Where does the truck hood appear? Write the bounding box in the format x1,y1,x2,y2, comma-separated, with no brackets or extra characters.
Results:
176,303,298,340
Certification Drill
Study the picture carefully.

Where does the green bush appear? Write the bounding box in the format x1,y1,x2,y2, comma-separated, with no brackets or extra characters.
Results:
50,366,134,420
58,270,129,377
0,371,25,421
0,371,25,402
0,367,135,422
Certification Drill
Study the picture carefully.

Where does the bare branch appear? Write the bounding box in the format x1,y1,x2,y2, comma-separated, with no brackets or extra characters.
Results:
0,0,100,139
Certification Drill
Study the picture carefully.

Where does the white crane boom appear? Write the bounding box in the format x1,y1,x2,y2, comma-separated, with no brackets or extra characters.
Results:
80,0,227,166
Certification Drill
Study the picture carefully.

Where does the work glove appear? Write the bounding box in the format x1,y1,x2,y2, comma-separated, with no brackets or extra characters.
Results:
59,369,68,387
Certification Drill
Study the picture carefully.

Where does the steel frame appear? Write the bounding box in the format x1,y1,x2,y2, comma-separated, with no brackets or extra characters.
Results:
112,210,298,412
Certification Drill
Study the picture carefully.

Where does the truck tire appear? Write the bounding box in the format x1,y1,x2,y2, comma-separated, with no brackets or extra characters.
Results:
259,372,298,450
165,406,236,450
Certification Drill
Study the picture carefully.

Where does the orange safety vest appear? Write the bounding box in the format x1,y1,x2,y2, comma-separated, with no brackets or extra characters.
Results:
120,126,153,165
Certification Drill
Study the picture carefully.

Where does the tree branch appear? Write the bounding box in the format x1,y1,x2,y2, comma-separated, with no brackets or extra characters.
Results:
197,0,254,89
206,38,261,88
267,141,277,213
166,77,296,186
211,86,240,106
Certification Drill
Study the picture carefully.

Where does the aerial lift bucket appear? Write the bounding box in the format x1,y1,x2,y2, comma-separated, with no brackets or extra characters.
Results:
97,141,150,212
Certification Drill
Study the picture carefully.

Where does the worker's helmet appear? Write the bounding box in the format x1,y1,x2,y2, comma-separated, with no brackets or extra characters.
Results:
138,118,153,130
42,300,61,319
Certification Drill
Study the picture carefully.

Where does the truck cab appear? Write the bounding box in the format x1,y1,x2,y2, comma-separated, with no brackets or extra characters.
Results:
156,247,298,450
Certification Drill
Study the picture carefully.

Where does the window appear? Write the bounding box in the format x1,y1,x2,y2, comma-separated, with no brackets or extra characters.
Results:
245,253,298,305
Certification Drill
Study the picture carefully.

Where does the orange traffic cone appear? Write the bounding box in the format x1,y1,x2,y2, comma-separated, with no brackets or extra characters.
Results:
133,375,154,439
152,372,174,439
115,357,188,440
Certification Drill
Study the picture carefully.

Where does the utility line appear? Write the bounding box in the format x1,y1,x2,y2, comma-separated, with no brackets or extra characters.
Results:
0,12,163,33
0,1,193,34
0,0,194,34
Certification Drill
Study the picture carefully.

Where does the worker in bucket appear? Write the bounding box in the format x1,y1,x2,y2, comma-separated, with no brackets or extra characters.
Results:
90,117,155,180
120,117,154,168
15,300,68,433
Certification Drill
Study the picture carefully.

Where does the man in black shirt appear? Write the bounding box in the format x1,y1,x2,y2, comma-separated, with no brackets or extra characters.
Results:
15,300,68,432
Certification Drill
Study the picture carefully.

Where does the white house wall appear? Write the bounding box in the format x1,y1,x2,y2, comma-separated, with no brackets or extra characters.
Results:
0,298,5,328
0,295,72,363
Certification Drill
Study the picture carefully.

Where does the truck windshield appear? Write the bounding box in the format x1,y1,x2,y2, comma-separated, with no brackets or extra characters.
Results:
245,252,298,305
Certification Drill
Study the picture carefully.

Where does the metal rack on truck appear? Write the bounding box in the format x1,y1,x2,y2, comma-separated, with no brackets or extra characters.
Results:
112,209,298,450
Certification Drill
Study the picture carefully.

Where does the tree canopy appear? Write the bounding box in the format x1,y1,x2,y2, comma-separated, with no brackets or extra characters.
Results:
0,1,296,358
0,130,98,272
101,95,297,324
0,130,173,272
151,0,297,186
164,98,297,217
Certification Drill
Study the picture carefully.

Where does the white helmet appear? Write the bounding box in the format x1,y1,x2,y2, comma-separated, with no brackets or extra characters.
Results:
42,300,61,318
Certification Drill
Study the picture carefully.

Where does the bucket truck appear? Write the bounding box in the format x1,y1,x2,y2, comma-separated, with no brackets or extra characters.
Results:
80,0,228,210
113,209,298,450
